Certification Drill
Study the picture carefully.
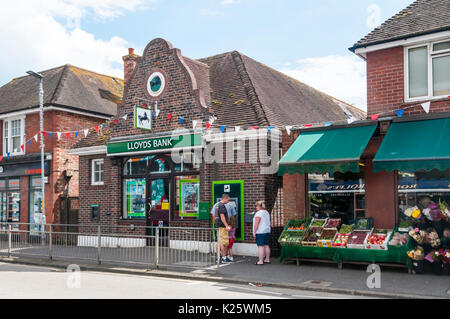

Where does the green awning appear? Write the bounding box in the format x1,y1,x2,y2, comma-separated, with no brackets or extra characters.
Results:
278,124,377,176
373,117,450,173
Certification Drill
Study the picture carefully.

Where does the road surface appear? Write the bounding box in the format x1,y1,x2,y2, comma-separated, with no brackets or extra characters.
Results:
0,262,370,299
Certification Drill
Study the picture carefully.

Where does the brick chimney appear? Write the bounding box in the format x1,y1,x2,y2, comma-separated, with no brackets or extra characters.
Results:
123,48,139,84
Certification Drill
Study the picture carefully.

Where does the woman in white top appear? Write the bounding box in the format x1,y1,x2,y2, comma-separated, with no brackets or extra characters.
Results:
253,200,271,265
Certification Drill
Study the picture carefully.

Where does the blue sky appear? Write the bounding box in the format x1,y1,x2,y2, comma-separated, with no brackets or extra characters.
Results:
0,0,414,110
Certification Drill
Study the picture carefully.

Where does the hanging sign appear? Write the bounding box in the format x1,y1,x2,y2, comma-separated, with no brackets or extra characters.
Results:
135,106,152,131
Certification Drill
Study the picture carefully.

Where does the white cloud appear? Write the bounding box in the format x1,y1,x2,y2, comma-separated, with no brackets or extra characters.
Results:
0,0,152,85
220,0,240,5
279,55,367,111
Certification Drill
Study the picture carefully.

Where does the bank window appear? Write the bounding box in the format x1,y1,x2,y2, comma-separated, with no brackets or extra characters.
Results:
91,159,104,185
398,169,450,226
308,171,366,225
123,178,146,219
123,156,153,175
176,175,200,218
3,118,25,156
406,40,450,100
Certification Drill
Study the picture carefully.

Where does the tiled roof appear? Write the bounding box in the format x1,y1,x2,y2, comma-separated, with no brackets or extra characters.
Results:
73,48,365,149
350,0,450,51
0,65,123,116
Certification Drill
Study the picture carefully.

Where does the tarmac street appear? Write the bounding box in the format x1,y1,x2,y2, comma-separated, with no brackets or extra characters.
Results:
0,262,366,299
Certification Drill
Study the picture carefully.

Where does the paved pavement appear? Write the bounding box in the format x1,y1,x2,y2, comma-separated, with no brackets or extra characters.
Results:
0,262,365,299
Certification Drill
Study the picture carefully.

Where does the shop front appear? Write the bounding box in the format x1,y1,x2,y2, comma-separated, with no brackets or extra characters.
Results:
0,156,50,232
107,132,203,227
278,116,450,273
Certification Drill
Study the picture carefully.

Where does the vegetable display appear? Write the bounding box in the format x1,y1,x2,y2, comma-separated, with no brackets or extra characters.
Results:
333,233,350,247
324,219,341,229
347,230,370,248
339,224,354,234
310,219,327,227
302,227,323,245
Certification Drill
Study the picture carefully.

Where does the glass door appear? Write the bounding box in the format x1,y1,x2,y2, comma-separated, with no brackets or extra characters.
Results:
147,177,171,226
0,192,7,230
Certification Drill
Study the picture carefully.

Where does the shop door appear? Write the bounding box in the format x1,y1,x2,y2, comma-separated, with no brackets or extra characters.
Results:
146,177,171,245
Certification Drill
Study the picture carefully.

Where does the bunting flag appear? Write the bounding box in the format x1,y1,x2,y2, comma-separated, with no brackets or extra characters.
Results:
206,123,211,130
325,122,333,127
84,129,89,137
57,132,62,140
42,131,46,136
371,114,380,121
421,101,431,114
95,126,99,133
168,113,172,121
121,114,128,120
251,126,259,130
209,115,217,125
155,109,161,117
75,131,79,137
154,101,160,117
28,140,31,145
179,117,184,125
7,153,10,159
113,119,118,125
304,124,313,128
396,109,404,118
49,132,52,138
220,126,226,133
0,155,3,162
66,132,70,140
235,126,241,132
192,120,198,128
268,126,274,132
286,126,293,136
347,118,356,124
142,103,147,108
34,134,38,142
21,145,24,152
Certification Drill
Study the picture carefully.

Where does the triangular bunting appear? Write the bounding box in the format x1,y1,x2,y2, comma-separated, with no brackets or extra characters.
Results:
268,126,274,132
7,153,10,159
396,109,404,118
286,126,293,136
179,118,184,125
0,155,3,162
28,140,31,145
57,132,62,140
21,145,24,152
48,132,52,138
84,129,89,137
121,114,128,120
304,124,313,128
168,113,172,121
421,101,431,114
347,118,355,124
325,122,333,127
192,120,198,128
235,126,241,132
371,114,380,121
206,123,211,130
34,135,38,142
155,109,160,117
66,132,70,140
251,126,259,130
95,126,99,133
220,126,226,133
113,119,118,125
75,131,79,137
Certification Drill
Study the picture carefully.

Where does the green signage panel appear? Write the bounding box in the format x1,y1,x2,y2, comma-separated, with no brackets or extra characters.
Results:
199,202,210,221
107,133,202,155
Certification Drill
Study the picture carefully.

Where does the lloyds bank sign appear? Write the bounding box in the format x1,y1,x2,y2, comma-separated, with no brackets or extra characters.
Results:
107,133,202,156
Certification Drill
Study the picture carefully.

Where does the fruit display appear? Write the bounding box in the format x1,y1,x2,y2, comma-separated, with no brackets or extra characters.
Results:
355,218,372,230
324,219,341,229
287,220,308,231
389,232,409,246
301,227,323,246
347,230,371,249
339,224,354,234
333,233,350,247
310,219,327,227
365,231,391,250
317,229,337,247
278,231,306,246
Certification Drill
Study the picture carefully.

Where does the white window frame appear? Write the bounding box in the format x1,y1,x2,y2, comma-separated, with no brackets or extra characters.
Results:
3,116,25,156
91,159,104,186
404,39,450,102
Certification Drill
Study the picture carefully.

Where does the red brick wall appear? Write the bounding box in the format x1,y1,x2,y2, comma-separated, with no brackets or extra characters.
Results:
366,46,450,116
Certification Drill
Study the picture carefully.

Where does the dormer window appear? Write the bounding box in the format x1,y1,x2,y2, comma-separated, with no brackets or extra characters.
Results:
405,40,450,101
3,117,25,156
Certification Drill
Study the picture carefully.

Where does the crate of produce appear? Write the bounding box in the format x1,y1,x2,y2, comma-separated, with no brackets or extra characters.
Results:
309,218,328,228
338,224,354,234
355,218,373,230
365,230,392,250
333,233,351,248
324,218,341,229
278,230,306,246
317,229,338,247
388,229,409,247
285,219,310,232
301,227,323,247
347,229,372,249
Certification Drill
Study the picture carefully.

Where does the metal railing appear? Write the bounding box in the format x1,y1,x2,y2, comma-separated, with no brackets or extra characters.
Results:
0,223,220,270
